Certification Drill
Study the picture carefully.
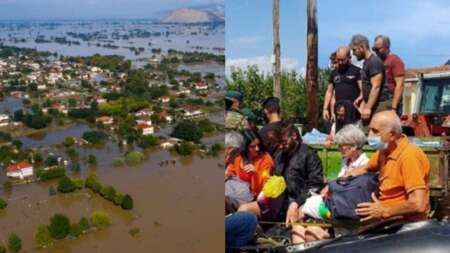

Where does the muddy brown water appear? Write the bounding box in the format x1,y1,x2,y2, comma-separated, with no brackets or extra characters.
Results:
0,149,224,252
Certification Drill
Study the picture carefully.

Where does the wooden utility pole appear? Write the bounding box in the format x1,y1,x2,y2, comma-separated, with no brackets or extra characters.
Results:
272,0,281,99
306,0,318,129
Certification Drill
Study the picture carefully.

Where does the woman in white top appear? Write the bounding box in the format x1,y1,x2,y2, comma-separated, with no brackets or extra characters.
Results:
334,124,369,178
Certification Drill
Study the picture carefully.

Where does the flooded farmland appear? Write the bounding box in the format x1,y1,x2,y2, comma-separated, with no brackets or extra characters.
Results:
0,149,224,252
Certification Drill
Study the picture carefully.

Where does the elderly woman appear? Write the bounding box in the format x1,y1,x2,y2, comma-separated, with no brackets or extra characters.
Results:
334,124,369,177
291,124,369,243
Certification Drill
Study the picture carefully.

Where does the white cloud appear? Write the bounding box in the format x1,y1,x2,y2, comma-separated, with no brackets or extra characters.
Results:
226,55,305,76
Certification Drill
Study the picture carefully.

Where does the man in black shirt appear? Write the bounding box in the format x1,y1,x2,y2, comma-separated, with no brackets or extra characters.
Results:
329,46,362,114
350,34,387,125
259,97,283,156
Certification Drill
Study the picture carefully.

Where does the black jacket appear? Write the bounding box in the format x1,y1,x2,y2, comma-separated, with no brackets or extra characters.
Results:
274,143,324,210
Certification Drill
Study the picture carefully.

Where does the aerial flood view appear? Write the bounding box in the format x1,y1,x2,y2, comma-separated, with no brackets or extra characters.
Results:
0,1,224,252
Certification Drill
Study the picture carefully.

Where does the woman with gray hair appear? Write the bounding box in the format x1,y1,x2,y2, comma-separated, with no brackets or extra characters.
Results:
334,124,369,177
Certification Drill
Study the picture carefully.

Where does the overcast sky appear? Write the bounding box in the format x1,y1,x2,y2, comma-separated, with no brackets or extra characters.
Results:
0,0,222,20
226,0,450,75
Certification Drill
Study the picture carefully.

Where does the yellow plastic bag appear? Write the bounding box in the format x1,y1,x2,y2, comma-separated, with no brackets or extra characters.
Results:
262,176,286,198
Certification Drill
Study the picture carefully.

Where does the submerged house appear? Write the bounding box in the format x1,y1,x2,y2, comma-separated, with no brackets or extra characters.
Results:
6,161,34,179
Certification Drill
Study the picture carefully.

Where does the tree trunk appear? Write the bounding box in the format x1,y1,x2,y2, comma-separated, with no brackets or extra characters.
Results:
306,0,318,129
272,0,281,99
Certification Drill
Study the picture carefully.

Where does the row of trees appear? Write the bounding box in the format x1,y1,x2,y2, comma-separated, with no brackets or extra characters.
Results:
85,172,133,210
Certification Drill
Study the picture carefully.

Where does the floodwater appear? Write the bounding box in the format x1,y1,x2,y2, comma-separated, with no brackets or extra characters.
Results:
0,149,224,252
17,123,92,149
0,20,225,61
0,96,24,114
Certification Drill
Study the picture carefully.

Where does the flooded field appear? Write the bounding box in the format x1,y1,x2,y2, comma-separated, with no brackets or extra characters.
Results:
0,149,224,252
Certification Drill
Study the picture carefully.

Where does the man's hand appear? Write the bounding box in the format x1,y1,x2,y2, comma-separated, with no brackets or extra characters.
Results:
323,110,330,121
285,202,300,226
353,96,363,109
356,193,388,222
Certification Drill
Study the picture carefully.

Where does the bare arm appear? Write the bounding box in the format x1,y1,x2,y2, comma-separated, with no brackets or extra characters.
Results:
391,76,404,110
365,73,383,110
323,83,334,120
384,189,428,218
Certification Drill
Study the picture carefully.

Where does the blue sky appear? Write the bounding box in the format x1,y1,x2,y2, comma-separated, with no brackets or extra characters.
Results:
226,0,450,75
0,0,222,20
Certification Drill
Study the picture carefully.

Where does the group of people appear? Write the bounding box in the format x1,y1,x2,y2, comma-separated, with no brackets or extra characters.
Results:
225,34,432,250
324,34,406,146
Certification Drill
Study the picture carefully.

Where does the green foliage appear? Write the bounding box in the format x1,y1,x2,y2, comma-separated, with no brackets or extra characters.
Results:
82,131,108,145
90,211,112,227
0,198,7,209
0,131,12,143
7,233,22,253
63,137,75,147
21,111,52,129
198,119,216,134
112,158,125,167
72,178,84,189
113,193,124,206
49,214,71,239
45,155,59,167
57,176,76,193
121,194,134,210
137,135,158,149
87,154,97,166
208,142,224,157
35,224,53,248
100,185,116,201
74,54,131,72
176,142,194,156
68,108,96,122
78,217,90,231
0,245,5,253
69,223,83,238
172,120,203,143
85,172,101,193
124,151,144,165
37,167,66,181
226,65,330,128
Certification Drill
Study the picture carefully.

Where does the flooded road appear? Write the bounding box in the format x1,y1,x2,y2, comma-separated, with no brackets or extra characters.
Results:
0,149,224,252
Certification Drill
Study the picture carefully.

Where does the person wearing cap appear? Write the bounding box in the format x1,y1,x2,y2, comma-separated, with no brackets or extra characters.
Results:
241,107,258,131
225,90,248,130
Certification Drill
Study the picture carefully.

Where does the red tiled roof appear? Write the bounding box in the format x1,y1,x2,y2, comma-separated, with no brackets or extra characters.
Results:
7,161,32,172
96,116,113,121
136,123,152,129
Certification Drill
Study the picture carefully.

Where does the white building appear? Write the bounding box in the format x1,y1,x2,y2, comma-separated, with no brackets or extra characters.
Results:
136,123,154,135
6,161,34,179
0,114,9,127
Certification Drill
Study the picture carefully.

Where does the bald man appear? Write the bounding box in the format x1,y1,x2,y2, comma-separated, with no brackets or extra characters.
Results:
348,111,430,222
323,46,362,126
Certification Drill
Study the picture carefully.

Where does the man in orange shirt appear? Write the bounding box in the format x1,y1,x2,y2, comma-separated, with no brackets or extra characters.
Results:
348,111,430,222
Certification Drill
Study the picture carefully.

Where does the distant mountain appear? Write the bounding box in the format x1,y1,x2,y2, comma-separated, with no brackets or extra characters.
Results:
160,4,224,24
